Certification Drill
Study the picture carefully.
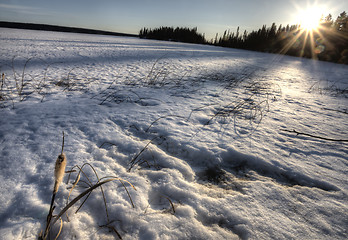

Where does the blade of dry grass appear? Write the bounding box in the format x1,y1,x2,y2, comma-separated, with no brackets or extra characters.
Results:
162,195,175,214
65,163,110,222
54,217,63,240
50,178,121,228
128,136,158,171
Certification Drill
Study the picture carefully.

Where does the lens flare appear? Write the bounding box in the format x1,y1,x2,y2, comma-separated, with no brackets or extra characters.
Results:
277,2,333,60
297,7,323,31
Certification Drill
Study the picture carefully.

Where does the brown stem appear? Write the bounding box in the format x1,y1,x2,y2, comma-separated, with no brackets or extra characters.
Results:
280,129,348,142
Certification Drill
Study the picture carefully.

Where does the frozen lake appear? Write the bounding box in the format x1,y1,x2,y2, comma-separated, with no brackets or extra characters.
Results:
0,28,347,239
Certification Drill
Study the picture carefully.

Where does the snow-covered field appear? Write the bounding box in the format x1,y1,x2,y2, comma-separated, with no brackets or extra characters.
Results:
0,28,347,240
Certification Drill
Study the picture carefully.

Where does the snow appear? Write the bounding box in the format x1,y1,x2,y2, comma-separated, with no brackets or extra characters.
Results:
0,27,347,239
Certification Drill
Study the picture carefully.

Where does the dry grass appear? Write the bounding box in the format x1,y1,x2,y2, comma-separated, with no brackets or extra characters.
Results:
39,133,136,240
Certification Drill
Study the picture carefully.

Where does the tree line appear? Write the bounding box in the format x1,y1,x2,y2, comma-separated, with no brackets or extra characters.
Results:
0,21,137,37
139,11,348,64
139,26,205,44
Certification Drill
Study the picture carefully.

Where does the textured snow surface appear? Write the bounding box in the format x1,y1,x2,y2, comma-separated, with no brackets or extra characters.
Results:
0,28,347,239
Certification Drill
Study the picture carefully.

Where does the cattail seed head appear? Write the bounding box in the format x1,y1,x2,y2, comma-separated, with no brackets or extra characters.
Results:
53,153,67,193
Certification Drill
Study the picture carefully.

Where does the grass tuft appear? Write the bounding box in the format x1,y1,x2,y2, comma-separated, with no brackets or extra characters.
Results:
39,133,136,240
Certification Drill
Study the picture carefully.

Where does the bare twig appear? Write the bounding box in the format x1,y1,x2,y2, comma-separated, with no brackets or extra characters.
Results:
280,129,348,142
322,107,348,114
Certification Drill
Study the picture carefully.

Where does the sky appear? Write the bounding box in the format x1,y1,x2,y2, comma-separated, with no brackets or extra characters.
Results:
0,0,347,40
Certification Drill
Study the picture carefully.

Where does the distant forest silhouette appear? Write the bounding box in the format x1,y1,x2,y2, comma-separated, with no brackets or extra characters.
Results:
140,11,348,64
140,27,206,44
0,21,137,37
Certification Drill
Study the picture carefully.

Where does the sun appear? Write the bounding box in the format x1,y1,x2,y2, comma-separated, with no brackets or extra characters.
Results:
296,6,323,31
279,2,331,59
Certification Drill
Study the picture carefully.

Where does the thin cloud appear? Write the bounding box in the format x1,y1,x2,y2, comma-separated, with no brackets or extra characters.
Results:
0,3,45,15
0,3,38,11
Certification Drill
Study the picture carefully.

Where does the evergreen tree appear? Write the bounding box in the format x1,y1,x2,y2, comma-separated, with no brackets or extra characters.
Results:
335,11,347,31
139,11,348,64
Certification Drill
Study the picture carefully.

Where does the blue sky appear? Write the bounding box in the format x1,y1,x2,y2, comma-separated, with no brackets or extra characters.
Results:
0,0,347,39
